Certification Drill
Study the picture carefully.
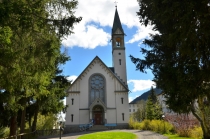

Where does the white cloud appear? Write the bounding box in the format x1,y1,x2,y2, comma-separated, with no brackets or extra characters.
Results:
129,96,134,103
126,26,158,44
66,75,78,83
62,24,110,49
128,79,156,92
62,0,154,48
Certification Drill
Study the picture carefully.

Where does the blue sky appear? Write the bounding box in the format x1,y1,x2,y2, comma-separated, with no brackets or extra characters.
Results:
61,0,157,102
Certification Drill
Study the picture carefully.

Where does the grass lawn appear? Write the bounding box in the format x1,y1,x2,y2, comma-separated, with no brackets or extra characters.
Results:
78,131,137,139
164,134,196,139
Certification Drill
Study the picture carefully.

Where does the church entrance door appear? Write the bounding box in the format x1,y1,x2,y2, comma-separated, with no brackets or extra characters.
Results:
94,113,102,125
92,105,104,125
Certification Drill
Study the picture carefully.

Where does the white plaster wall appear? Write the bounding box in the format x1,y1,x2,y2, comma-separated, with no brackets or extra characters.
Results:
107,109,117,123
115,92,129,123
78,60,116,109
66,93,80,125
79,75,89,109
112,49,127,84
66,58,129,125
129,103,138,115
157,94,175,114
79,110,89,124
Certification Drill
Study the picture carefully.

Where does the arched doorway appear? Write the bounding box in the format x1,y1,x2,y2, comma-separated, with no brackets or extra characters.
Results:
92,105,104,125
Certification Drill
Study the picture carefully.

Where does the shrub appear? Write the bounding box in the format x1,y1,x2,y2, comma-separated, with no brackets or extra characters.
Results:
129,118,173,134
0,127,10,138
149,120,173,134
189,126,203,139
165,114,200,137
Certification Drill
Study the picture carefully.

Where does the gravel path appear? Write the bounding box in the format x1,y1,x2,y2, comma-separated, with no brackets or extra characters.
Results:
38,130,168,139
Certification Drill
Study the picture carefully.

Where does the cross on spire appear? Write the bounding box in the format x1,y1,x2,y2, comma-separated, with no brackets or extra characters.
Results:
114,1,118,8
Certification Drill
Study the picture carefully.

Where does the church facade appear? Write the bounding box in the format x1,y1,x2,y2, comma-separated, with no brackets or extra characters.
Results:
65,8,129,132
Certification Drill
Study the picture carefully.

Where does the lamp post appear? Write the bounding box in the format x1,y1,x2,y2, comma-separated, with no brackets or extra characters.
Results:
162,114,165,133
59,121,62,139
58,115,64,139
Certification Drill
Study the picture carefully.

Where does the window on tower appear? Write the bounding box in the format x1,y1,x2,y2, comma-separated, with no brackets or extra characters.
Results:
72,98,74,105
119,59,121,65
122,113,124,121
71,114,74,122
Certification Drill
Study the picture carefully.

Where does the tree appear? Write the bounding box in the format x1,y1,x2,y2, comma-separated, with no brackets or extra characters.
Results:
146,87,162,120
146,98,155,120
0,0,81,136
133,100,146,121
130,0,210,138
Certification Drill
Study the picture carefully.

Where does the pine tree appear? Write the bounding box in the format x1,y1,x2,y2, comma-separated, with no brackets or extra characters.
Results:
146,98,155,120
146,87,162,120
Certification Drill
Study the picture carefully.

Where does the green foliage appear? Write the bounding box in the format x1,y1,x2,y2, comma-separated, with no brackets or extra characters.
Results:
36,114,57,130
148,86,157,103
133,100,146,121
0,0,81,135
164,134,195,139
78,132,137,139
0,26,12,45
146,87,162,120
189,126,203,139
146,98,155,120
129,118,173,134
0,127,10,138
131,0,210,138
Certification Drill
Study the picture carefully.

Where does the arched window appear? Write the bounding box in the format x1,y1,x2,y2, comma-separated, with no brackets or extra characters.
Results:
89,74,105,104
115,37,121,47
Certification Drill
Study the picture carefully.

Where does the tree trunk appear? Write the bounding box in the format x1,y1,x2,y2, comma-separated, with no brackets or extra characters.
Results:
31,102,39,132
29,113,32,130
9,115,17,136
20,107,26,133
191,97,210,139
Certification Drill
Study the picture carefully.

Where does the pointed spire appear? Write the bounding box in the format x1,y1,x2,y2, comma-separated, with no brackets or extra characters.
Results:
112,8,124,35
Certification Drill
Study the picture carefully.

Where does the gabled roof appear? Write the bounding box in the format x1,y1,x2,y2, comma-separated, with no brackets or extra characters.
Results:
68,56,129,92
112,8,124,35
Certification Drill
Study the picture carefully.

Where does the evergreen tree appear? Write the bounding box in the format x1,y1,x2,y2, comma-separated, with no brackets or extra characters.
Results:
149,86,157,103
0,0,81,136
130,0,210,138
146,98,155,120
146,87,162,120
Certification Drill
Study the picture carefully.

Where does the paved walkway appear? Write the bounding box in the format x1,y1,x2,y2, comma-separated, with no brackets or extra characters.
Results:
38,130,168,139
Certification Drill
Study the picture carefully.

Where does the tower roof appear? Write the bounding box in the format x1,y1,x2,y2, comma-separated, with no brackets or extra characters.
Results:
112,8,124,35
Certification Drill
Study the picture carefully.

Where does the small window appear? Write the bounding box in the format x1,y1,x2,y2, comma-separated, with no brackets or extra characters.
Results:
133,109,135,112
119,59,121,65
122,113,124,121
121,98,123,104
119,53,121,55
129,109,131,112
71,114,74,122
72,99,74,105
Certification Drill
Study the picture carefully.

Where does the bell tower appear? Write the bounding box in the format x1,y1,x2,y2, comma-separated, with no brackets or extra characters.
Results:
112,7,127,85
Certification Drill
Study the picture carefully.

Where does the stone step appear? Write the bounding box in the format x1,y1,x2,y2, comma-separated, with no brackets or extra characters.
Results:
89,125,108,131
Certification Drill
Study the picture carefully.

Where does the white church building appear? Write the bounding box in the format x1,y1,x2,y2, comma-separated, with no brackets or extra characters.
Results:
65,8,129,132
